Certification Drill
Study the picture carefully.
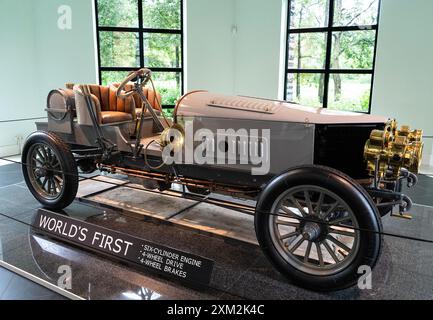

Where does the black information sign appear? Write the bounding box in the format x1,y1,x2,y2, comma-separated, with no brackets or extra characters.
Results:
32,209,214,285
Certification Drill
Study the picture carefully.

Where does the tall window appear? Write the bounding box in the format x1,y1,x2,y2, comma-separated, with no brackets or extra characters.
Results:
95,0,184,109
285,0,380,112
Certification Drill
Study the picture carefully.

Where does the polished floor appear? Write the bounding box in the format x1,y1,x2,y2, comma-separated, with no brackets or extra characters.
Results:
0,266,66,300
0,162,433,300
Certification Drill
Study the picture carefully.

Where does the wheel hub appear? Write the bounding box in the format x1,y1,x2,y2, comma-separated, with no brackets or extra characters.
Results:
301,222,321,241
35,166,48,178
299,217,329,242
269,185,361,277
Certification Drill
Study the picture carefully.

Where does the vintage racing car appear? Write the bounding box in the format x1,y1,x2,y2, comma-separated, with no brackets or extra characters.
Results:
21,69,424,291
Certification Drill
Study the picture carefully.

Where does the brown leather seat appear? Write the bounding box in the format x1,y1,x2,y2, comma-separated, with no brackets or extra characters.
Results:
101,111,133,124
73,84,136,125
111,83,162,117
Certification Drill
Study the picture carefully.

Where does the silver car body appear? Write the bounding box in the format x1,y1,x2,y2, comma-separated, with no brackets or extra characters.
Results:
176,92,387,175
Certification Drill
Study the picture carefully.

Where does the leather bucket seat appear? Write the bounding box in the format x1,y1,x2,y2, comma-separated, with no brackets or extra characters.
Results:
111,83,162,117
73,84,136,125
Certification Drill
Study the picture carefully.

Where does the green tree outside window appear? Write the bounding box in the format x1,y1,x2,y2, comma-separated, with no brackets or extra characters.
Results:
97,0,183,115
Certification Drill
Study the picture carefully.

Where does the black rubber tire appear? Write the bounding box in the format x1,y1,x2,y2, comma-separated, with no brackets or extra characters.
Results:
22,131,78,210
255,165,383,291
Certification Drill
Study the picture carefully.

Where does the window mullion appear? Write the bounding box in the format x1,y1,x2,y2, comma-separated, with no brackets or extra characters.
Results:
94,0,102,84
368,0,383,113
138,0,145,68
284,0,379,113
323,0,335,109
95,0,184,108
284,1,292,101
180,0,185,95
288,25,377,34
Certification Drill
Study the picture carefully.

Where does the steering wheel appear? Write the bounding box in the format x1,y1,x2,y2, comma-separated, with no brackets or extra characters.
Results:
116,68,152,99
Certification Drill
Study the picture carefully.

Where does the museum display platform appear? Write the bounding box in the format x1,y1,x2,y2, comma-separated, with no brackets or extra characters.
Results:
1,162,433,300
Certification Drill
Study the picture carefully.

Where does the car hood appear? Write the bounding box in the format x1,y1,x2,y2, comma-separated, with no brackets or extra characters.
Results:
177,92,387,125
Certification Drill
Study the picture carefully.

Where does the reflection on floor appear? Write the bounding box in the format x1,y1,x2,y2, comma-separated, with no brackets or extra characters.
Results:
403,174,433,207
420,164,433,176
0,266,66,300
0,162,433,300
0,155,21,167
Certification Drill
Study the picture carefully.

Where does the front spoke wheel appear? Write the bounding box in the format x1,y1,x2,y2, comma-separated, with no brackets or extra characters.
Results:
269,185,360,276
27,143,65,201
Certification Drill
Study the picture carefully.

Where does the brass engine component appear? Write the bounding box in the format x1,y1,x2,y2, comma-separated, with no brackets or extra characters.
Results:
364,120,424,180
159,123,185,154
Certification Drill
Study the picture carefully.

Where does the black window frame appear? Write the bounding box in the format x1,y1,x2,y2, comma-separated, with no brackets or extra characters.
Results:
284,0,381,113
94,0,184,109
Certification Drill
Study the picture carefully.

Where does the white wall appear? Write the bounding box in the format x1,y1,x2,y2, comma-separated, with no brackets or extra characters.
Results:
0,0,97,157
371,0,433,165
0,0,282,156
233,0,284,99
2,0,433,166
0,0,38,156
33,0,98,103
185,0,236,94
187,0,433,165
186,0,284,99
